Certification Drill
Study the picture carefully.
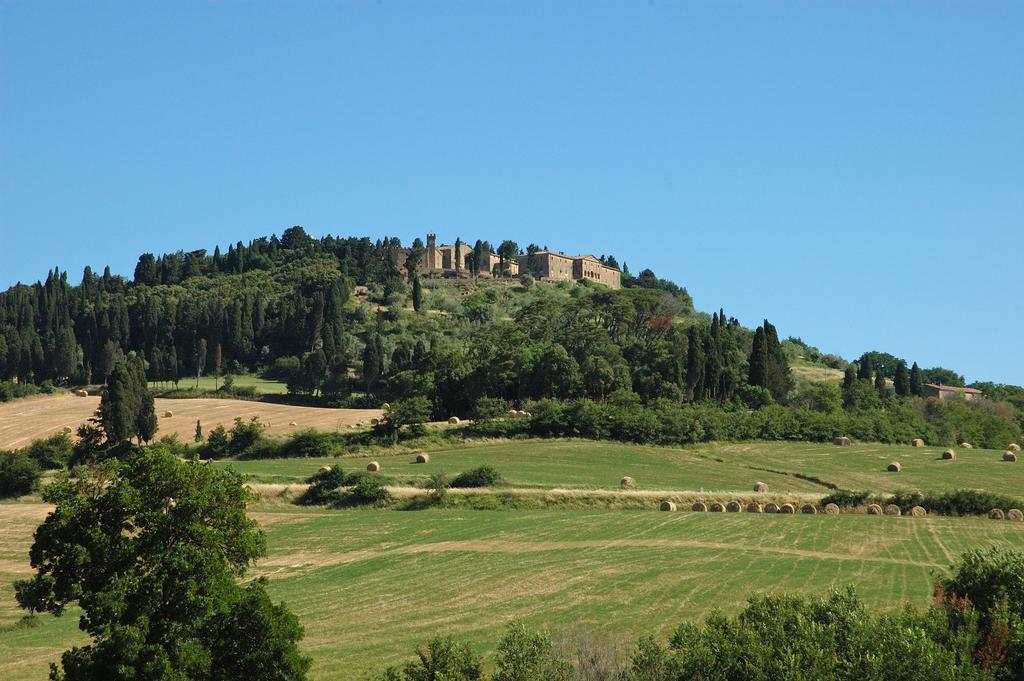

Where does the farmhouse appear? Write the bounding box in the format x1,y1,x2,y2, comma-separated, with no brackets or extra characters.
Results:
921,384,983,401
517,250,622,289
397,233,620,287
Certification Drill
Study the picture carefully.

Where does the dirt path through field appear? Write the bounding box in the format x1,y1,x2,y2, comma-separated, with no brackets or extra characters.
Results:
0,394,382,449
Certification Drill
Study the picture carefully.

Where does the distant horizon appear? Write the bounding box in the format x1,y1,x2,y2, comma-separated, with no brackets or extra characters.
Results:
2,2,1021,384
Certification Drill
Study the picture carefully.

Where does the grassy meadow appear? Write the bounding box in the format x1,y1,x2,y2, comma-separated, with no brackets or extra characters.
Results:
216,439,1024,497
3,437,1024,680
148,373,290,394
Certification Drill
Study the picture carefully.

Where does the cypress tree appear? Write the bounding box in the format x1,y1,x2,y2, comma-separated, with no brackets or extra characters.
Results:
857,355,873,380
454,237,462,276
843,365,857,391
748,326,768,390
893,360,910,397
874,370,887,398
362,334,381,391
412,274,422,312
195,419,204,443
910,362,923,396
685,326,705,401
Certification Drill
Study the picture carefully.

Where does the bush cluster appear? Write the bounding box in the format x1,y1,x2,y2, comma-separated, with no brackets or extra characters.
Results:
0,451,41,497
450,465,502,488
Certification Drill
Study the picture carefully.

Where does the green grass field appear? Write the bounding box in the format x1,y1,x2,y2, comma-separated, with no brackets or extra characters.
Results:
3,437,1024,680
148,373,289,394
216,439,1024,497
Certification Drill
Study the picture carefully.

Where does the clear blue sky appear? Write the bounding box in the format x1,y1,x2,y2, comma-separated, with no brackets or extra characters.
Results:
1,2,1021,384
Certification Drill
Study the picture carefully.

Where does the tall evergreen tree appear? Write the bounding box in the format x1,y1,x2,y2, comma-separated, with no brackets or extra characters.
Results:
843,364,857,391
893,360,910,397
874,369,888,400
857,355,874,380
362,334,381,391
910,361,923,396
748,326,768,390
453,237,462,276
685,326,705,401
412,274,423,313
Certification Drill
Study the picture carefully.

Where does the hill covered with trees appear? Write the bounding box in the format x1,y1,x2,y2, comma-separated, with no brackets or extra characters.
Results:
1,226,1021,448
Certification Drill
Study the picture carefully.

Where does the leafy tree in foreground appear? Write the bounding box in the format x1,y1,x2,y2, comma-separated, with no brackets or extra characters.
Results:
14,446,310,681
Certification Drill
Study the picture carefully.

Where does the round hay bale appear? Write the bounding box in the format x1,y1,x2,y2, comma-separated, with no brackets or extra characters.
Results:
833,436,852,446
62,425,73,434
366,461,380,472
883,504,902,516
867,503,883,515
522,411,532,417
289,421,297,427
726,500,742,513
1007,508,1023,521
1003,451,1018,462
448,416,461,425
606,414,615,421
887,462,902,472
764,502,780,514
163,410,174,418
942,449,956,460
960,442,973,449
989,508,1005,520
370,417,380,426
824,503,841,515
911,438,925,447
75,389,89,397
753,481,769,493
660,501,677,512
709,502,726,513
382,402,390,410
910,505,928,517
415,453,430,464
691,501,708,512
746,502,763,513
319,465,332,472
780,503,796,514
800,504,818,515
619,476,636,489
1008,443,1021,452
508,409,519,416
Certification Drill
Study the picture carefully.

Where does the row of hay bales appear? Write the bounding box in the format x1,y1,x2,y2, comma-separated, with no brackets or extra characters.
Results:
989,509,1024,521
506,409,532,418
885,449,1018,471
682,501,825,514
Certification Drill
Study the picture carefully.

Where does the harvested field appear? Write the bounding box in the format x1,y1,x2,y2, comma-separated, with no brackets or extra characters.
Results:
0,394,382,450
3,502,1023,681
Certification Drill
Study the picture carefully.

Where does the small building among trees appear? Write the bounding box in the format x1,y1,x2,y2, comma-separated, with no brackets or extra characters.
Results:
921,383,983,401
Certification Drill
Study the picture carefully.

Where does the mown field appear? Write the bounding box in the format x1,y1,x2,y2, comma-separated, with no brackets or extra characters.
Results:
148,373,289,394
218,439,1024,497
2,437,1023,680
0,394,382,450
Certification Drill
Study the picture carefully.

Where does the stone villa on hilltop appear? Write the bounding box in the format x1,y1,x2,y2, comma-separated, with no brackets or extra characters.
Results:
398,234,622,289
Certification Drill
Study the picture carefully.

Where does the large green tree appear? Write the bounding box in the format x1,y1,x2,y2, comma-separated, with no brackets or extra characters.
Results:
15,447,310,681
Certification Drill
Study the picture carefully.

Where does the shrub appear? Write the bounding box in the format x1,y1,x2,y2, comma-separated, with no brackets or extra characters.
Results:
296,466,348,506
472,396,509,421
342,475,392,507
21,432,74,470
820,489,872,508
0,451,41,497
205,424,231,459
450,465,502,488
382,635,483,681
228,417,266,456
281,430,342,458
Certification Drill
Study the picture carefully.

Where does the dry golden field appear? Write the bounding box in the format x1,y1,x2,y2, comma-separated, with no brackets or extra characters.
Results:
0,394,383,450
